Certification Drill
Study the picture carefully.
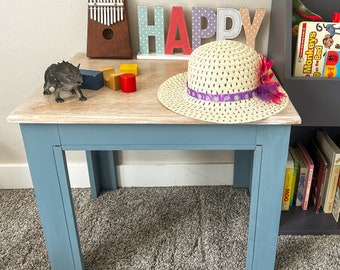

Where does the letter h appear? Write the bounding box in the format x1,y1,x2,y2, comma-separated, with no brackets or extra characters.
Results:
137,6,165,55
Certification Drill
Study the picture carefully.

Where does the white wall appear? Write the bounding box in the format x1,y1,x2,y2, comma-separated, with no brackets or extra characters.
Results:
0,0,271,188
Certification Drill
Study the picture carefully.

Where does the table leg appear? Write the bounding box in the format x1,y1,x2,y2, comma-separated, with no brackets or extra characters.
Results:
246,125,290,270
86,150,118,198
233,150,254,191
20,124,84,270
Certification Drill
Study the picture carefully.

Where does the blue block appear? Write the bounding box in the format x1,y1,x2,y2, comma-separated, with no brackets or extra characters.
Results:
80,69,104,90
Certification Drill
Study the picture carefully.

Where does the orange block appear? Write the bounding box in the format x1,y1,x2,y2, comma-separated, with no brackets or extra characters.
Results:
98,67,115,81
108,73,122,91
98,67,122,90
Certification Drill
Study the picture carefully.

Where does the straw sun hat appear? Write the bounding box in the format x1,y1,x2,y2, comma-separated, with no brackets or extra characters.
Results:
157,40,288,123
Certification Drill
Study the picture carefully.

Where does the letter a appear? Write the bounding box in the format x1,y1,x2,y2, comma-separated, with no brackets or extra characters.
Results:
165,6,192,55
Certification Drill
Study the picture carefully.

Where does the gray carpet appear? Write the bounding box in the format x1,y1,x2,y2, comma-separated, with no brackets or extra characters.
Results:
1,186,340,270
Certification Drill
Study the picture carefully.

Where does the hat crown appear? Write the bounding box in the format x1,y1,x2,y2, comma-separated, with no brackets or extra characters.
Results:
187,40,261,97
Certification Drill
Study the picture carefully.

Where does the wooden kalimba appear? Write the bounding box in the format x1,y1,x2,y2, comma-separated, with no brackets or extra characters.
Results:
86,0,133,58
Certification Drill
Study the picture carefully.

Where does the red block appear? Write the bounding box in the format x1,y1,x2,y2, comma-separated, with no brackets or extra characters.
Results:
120,74,136,93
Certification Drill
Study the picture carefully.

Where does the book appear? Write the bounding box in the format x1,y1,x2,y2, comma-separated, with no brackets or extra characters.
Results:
293,21,340,77
332,174,340,222
297,142,314,211
281,152,295,211
316,129,340,214
290,147,308,207
289,146,299,206
332,139,340,222
310,141,329,214
323,50,340,78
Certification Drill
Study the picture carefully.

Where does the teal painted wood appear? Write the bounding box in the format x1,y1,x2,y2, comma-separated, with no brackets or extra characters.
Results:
246,145,262,269
20,124,84,270
53,146,84,269
86,151,118,198
250,125,291,270
58,124,257,150
233,150,254,190
19,122,291,270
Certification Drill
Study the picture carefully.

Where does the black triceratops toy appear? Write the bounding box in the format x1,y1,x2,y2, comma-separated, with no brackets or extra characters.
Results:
43,61,87,103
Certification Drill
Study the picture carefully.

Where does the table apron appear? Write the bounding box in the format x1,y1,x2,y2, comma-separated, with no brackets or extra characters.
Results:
57,124,260,149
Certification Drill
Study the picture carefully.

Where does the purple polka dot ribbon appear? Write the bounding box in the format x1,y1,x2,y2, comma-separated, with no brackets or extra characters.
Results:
187,84,257,102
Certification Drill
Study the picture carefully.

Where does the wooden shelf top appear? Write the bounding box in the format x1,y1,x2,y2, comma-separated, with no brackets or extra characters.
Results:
7,53,301,125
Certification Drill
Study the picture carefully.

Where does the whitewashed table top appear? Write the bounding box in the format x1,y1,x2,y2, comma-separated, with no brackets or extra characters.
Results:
7,53,301,125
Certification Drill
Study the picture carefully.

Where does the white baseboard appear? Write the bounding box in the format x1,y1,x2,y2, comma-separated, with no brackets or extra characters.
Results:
0,164,34,189
0,163,233,189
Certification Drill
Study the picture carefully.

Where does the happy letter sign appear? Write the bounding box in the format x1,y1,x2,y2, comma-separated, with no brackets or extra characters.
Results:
137,6,265,58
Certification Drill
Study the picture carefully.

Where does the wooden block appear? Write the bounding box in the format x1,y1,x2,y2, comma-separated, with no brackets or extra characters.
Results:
98,67,115,81
120,73,136,93
80,69,104,90
108,73,122,91
98,67,119,89
119,64,138,76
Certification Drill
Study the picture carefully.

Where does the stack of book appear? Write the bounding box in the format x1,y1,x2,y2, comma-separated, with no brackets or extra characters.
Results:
281,129,340,222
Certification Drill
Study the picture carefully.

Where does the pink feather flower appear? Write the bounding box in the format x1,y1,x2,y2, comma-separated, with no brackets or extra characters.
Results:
255,55,286,104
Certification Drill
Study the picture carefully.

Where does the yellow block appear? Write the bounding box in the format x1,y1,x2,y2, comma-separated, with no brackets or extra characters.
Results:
119,64,138,76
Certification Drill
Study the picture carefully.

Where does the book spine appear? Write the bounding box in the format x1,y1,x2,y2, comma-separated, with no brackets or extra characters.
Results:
282,166,294,211
290,164,298,206
297,142,314,211
296,170,306,207
314,162,328,214
332,182,340,222
302,167,313,211
323,166,340,213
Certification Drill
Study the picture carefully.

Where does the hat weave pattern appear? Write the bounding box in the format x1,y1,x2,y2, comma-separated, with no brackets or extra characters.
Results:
158,40,288,123
187,41,260,102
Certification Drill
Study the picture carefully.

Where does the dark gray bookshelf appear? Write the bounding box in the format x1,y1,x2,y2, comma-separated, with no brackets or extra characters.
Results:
280,206,340,235
268,0,339,127
268,0,340,234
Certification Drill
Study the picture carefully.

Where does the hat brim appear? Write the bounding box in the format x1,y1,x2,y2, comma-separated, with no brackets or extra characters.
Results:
157,72,289,124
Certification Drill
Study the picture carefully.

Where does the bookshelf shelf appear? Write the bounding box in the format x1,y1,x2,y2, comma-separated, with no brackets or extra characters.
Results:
280,206,340,235
268,0,340,234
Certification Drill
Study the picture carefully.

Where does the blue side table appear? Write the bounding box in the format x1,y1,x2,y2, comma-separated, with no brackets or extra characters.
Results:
7,54,301,270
